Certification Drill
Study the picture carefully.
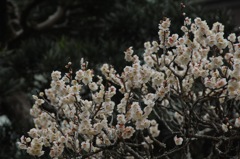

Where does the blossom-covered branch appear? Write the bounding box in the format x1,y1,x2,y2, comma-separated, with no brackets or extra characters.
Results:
18,15,240,158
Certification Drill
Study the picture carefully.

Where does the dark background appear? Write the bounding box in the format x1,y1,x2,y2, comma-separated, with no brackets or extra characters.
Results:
0,0,239,158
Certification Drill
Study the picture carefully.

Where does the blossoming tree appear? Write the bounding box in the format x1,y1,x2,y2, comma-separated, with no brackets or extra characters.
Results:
18,15,240,158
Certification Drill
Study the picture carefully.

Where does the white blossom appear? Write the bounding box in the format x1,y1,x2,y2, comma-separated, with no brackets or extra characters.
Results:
174,136,183,146
19,15,240,159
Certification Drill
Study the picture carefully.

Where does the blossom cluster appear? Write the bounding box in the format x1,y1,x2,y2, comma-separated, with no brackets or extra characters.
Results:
19,16,240,158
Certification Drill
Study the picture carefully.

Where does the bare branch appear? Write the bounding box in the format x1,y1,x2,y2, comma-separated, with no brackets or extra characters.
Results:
35,6,65,30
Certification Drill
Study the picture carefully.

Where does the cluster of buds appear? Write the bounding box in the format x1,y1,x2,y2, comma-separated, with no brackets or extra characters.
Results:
19,15,240,158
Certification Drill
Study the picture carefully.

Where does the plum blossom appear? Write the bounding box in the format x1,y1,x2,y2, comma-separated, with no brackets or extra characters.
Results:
235,117,240,128
19,15,240,159
222,123,228,132
122,126,135,139
174,136,183,146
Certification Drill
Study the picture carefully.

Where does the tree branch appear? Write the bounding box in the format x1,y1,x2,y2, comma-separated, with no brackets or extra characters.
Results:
35,6,65,30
